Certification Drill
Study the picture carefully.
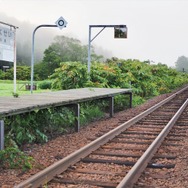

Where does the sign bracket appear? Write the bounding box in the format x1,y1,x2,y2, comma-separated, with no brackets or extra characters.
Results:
88,24,127,73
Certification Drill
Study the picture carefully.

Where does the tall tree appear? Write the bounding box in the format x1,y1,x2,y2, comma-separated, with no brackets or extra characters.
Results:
43,36,88,63
35,36,88,79
35,35,103,80
175,56,188,72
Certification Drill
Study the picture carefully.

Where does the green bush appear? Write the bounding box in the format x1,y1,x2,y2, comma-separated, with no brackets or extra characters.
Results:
0,147,33,170
49,59,188,99
114,94,131,111
4,106,77,146
5,113,48,146
38,80,52,89
0,70,6,79
80,103,105,125
3,66,39,80
50,62,89,90
132,95,146,107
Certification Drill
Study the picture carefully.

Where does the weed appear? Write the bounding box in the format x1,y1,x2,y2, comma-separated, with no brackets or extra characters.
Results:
0,147,34,171
12,92,19,98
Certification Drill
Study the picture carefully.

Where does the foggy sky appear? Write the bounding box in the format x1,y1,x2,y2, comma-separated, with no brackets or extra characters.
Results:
1,0,188,67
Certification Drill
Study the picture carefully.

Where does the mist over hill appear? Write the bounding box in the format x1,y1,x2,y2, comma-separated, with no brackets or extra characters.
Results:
0,13,113,66
0,12,58,65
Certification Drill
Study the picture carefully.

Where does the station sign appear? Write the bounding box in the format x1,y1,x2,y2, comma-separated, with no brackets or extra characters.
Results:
0,25,14,62
55,16,68,29
114,25,127,38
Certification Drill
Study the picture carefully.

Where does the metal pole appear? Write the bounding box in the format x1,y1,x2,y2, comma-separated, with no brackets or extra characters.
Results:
74,103,80,132
30,28,36,94
0,120,4,150
109,96,114,117
13,27,17,93
30,25,57,93
87,26,91,73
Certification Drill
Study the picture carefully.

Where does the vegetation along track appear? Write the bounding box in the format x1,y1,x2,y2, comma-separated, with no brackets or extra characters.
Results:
15,86,188,188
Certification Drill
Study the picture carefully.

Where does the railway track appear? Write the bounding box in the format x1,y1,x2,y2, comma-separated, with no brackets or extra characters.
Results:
15,86,188,188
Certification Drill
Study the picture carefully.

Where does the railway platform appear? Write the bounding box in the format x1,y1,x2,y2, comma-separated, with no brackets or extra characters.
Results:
0,88,132,150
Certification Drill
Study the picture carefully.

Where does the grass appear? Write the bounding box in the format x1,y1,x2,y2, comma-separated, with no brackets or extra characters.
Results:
0,80,50,96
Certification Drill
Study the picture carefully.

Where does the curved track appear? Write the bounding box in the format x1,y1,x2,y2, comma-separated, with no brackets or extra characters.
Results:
15,86,188,188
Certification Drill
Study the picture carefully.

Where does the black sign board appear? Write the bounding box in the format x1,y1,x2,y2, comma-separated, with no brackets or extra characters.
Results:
114,26,127,38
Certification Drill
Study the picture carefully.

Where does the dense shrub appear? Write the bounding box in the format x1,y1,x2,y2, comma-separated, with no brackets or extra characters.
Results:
38,80,52,89
0,147,33,170
2,66,38,80
0,70,6,79
50,62,89,90
50,60,188,98
4,103,105,146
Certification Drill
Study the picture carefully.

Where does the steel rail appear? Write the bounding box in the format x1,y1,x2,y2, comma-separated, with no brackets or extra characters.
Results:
14,85,188,188
117,98,188,188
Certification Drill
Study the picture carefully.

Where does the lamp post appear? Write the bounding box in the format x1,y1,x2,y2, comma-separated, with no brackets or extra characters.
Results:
30,17,67,93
